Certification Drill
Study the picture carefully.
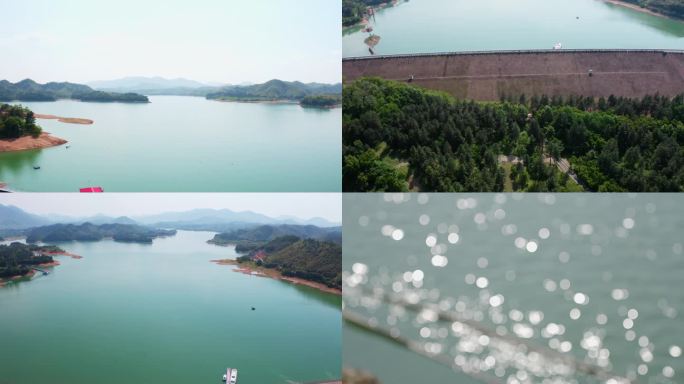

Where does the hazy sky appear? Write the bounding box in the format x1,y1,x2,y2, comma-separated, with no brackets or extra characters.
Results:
0,193,341,222
0,0,341,84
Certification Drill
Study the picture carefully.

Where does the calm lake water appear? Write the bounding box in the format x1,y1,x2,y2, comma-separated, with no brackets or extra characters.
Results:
343,193,684,384
0,96,341,192
343,0,684,57
0,230,342,384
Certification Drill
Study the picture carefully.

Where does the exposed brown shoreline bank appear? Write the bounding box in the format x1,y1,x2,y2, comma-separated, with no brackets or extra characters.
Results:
211,259,342,296
0,132,67,152
35,114,93,125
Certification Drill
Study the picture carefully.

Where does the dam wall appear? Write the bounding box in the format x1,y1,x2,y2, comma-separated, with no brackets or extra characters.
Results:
343,49,684,100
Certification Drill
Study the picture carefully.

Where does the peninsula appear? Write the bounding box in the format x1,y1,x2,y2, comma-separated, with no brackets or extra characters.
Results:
209,224,342,293
0,104,67,152
0,243,70,284
35,114,93,125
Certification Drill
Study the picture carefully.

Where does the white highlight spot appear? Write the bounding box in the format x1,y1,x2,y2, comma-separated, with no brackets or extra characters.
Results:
391,229,404,240
538,228,550,239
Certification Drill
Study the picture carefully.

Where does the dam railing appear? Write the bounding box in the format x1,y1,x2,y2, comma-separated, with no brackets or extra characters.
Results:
343,48,684,61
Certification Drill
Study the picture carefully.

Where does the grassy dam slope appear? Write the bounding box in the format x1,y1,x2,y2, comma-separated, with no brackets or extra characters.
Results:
343,49,684,100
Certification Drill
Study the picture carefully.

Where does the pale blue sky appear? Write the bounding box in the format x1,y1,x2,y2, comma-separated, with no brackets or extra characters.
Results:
0,193,341,222
0,0,341,84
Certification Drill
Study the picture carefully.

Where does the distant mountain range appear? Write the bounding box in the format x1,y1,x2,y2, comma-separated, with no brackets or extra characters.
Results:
0,79,148,103
89,76,221,96
89,76,213,90
87,77,341,100
0,204,50,229
0,204,340,231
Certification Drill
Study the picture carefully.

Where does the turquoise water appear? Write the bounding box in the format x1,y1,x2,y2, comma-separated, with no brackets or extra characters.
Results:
343,193,684,383
0,230,342,384
343,0,684,57
0,96,341,192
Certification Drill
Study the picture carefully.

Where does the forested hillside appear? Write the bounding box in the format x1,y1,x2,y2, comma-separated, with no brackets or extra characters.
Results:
208,224,342,251
26,223,176,244
342,0,388,26
0,79,149,103
0,243,62,278
206,80,341,102
0,104,42,139
343,78,684,192
622,0,684,19
236,236,342,289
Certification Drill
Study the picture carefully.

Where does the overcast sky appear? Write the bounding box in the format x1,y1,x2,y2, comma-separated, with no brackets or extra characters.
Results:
0,193,341,223
0,0,341,84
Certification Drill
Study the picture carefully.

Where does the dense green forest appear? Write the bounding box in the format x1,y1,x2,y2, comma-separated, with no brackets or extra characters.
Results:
0,104,42,139
0,243,62,278
26,223,176,244
622,0,684,19
343,78,684,192
342,0,387,26
0,79,148,103
236,236,342,289
300,95,342,108
208,224,342,250
206,79,341,102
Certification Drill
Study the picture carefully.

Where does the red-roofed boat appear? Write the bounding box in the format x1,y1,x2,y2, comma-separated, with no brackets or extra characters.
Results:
79,187,104,192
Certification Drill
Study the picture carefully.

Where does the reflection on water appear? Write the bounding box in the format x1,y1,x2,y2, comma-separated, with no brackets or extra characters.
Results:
0,149,42,178
343,193,683,384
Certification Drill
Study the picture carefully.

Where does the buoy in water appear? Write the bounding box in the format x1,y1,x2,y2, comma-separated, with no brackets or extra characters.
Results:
251,307,255,311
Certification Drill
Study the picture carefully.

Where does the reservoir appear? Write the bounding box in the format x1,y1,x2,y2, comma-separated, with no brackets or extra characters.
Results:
0,230,342,383
343,193,683,383
0,96,341,192
343,0,684,57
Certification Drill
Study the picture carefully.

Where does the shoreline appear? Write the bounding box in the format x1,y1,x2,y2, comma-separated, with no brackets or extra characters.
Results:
211,259,341,296
210,98,300,105
344,0,401,29
35,114,93,125
601,0,676,20
0,132,67,152
43,251,83,259
0,250,82,288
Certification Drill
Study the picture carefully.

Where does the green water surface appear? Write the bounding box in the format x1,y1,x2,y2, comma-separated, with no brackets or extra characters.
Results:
0,230,342,384
0,96,341,192
343,0,684,57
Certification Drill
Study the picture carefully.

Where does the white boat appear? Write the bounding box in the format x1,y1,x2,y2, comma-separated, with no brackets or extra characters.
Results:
223,368,238,383
553,42,562,50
